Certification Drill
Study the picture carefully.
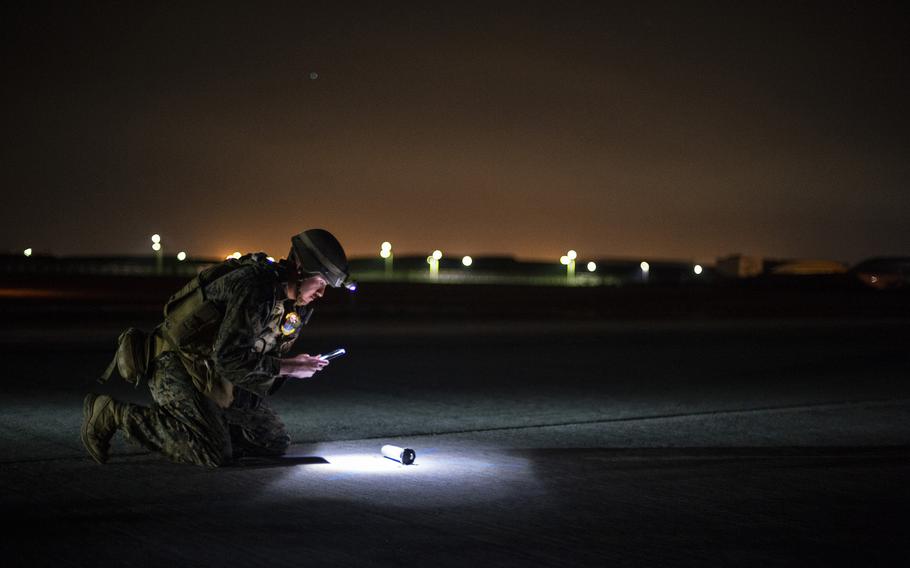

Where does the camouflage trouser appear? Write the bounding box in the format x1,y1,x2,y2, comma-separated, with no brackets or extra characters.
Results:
120,352,290,467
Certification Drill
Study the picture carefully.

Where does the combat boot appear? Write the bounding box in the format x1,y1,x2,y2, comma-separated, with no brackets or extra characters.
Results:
81,394,124,464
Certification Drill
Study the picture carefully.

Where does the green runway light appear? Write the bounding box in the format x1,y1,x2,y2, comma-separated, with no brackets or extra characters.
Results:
428,250,441,279
563,251,577,283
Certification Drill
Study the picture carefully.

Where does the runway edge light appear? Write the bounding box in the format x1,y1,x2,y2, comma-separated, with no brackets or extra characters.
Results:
381,444,416,465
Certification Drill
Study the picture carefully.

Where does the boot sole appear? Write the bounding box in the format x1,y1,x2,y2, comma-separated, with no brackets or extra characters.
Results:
81,394,107,464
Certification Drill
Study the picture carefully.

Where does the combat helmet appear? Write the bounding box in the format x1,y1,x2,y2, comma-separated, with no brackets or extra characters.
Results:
290,229,355,290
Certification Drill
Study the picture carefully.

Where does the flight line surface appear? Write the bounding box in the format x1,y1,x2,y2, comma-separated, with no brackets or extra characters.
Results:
2,319,908,566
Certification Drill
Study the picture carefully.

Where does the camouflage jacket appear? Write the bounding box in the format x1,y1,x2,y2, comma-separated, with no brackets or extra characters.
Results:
203,254,304,399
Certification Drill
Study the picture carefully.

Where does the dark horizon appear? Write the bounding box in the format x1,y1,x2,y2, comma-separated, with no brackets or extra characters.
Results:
3,1,909,264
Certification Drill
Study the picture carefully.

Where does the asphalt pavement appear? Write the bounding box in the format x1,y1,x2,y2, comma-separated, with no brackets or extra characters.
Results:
2,318,909,566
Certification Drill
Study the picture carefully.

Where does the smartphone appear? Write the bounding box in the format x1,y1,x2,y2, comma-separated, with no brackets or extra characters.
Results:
320,348,346,361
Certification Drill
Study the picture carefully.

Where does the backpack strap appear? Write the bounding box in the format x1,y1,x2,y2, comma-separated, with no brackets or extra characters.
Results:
98,351,119,384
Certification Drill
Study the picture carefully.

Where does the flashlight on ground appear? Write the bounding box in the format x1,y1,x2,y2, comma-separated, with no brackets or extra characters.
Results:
381,444,416,465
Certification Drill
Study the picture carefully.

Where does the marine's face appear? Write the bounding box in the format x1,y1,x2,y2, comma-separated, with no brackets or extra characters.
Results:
293,275,328,306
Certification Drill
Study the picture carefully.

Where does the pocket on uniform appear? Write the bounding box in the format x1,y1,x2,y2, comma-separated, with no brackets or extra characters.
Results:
116,328,151,384
173,300,222,349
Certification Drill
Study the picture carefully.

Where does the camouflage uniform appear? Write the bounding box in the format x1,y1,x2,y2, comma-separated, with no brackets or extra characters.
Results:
119,254,303,467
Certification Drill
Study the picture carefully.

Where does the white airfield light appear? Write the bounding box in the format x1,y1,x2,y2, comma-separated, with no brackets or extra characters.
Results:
462,256,473,267
587,262,597,272
23,248,33,257
176,251,187,261
560,256,570,265
694,264,703,275
567,250,577,260
151,243,161,252
432,250,442,260
151,234,161,244
640,261,650,272
380,242,394,275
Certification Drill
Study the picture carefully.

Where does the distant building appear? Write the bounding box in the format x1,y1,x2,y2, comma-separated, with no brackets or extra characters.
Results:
716,254,764,278
0,254,211,277
768,260,847,275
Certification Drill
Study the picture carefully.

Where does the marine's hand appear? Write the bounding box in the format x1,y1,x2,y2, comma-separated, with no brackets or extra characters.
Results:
280,353,329,379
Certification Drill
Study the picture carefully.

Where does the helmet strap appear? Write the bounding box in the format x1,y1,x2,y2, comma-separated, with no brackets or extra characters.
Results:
286,249,302,281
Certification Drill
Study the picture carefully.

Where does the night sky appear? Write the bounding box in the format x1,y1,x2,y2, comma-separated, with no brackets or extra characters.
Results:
2,1,908,264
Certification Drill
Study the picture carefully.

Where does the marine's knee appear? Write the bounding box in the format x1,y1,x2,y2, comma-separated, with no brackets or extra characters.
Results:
172,432,230,468
269,434,291,455
196,445,230,468
253,433,291,457
231,431,290,458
